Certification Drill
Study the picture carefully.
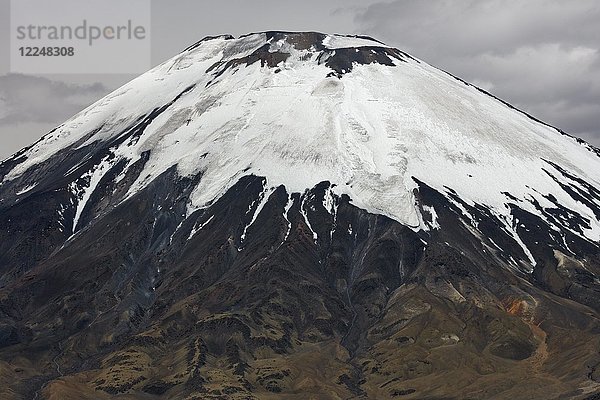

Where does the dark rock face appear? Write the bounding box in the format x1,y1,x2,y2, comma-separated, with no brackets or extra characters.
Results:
0,163,598,399
202,31,412,81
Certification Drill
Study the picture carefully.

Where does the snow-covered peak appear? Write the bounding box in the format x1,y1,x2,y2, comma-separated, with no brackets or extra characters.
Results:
2,31,600,247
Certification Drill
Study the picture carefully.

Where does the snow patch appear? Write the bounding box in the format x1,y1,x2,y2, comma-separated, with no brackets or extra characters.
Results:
422,205,440,230
240,185,276,246
282,194,294,244
188,215,214,240
16,183,37,195
70,156,114,233
322,35,389,50
301,194,318,243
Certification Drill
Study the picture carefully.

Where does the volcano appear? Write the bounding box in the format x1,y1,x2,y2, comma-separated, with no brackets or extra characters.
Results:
0,31,599,399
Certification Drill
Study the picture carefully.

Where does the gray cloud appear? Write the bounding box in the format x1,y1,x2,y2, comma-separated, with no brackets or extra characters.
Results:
355,0,600,146
0,73,108,125
0,74,113,160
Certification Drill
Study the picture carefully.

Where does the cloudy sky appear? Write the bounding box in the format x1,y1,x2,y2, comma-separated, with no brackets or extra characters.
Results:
1,0,599,159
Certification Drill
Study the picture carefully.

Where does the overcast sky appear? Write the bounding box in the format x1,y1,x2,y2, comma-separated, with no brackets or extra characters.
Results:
1,0,599,160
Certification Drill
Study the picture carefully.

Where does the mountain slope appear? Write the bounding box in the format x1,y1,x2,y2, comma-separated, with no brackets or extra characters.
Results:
0,31,599,400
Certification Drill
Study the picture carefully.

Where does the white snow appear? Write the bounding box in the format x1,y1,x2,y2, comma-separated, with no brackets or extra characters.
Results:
422,205,440,230
240,185,276,245
301,194,318,243
323,186,335,215
323,185,339,239
70,155,114,233
16,183,37,195
504,215,537,271
3,32,600,257
188,215,214,240
282,194,294,244
322,35,389,49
